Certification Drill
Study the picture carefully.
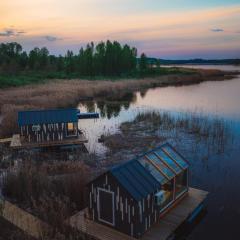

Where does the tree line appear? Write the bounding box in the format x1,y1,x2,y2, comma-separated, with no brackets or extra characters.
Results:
0,41,150,77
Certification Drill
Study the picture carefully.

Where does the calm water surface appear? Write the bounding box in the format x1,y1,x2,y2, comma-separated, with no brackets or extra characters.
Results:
78,65,240,239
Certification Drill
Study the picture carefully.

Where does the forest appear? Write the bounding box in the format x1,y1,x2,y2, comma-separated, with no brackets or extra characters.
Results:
0,41,159,87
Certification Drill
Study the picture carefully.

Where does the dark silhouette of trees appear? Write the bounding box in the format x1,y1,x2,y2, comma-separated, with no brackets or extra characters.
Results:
0,40,143,78
139,53,148,72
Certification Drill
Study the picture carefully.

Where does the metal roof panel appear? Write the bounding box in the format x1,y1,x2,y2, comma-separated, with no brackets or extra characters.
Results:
107,143,189,201
18,108,79,126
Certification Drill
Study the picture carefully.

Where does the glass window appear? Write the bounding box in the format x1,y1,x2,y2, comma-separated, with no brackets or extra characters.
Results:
155,149,182,174
138,157,168,184
155,179,174,211
162,145,188,169
175,169,188,198
67,122,77,136
67,123,74,130
146,153,175,180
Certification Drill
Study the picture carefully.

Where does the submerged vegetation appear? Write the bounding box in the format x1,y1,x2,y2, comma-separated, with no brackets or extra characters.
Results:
103,111,233,164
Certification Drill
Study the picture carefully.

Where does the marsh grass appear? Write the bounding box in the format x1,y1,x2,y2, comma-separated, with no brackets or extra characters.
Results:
2,159,92,239
0,68,232,137
134,111,232,152
104,111,233,163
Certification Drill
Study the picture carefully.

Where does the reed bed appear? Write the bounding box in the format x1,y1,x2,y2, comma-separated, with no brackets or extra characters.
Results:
104,111,233,163
0,68,234,137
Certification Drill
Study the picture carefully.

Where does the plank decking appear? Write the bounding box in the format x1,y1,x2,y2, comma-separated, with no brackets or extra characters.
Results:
0,138,12,144
68,187,208,240
10,134,88,149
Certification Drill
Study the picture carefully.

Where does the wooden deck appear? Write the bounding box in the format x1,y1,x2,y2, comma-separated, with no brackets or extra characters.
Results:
0,138,12,144
10,134,88,149
68,187,208,240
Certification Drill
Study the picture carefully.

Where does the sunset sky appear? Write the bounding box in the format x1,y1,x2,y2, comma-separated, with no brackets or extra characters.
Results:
0,0,240,59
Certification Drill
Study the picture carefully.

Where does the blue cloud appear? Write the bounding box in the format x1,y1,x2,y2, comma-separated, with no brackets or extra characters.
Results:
44,35,62,41
211,28,224,32
0,28,25,37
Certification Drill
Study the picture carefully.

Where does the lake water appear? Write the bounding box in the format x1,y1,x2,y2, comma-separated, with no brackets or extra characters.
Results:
78,65,240,239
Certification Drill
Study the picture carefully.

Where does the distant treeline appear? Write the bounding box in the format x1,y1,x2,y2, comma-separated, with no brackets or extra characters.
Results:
150,58,240,65
0,41,152,77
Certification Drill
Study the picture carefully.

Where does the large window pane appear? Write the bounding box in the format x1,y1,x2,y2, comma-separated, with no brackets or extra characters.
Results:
175,170,188,198
155,179,174,211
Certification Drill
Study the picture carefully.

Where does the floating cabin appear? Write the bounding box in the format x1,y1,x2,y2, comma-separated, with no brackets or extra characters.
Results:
15,108,98,148
88,143,189,238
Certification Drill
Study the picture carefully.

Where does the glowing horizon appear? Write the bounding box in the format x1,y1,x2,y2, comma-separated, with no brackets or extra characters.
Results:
1,0,240,59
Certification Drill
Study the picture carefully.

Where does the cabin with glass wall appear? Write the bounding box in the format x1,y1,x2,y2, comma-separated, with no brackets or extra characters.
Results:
87,143,189,238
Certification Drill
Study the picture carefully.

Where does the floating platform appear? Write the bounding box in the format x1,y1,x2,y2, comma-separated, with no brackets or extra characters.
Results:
69,187,208,240
0,138,12,144
10,134,88,149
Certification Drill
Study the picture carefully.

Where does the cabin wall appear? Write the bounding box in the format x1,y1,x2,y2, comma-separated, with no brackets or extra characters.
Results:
88,173,161,238
20,122,78,143
138,192,160,236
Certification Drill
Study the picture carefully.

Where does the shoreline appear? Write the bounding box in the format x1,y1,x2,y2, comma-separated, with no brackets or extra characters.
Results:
0,68,239,137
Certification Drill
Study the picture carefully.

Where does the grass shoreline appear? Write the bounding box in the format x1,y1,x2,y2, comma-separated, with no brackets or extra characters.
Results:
0,67,238,137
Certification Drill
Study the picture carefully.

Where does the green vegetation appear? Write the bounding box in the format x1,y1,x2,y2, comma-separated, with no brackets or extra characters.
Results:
0,41,191,88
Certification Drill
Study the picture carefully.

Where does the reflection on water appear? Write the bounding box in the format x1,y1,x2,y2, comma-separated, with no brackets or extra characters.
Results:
77,65,240,239
78,65,240,153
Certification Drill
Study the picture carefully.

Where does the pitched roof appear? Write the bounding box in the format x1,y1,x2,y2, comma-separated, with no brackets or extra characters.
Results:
110,143,189,201
18,108,79,126
111,159,160,201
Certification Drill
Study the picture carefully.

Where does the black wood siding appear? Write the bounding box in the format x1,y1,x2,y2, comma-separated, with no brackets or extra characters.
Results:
88,172,161,238
20,122,78,143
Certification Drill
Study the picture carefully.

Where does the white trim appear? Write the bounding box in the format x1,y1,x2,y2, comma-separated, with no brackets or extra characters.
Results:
97,187,115,226
89,192,92,209
105,175,108,185
160,198,174,213
125,199,128,213
128,205,130,223
139,201,142,222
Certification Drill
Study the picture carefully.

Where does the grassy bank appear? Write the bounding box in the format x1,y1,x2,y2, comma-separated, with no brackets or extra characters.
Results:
0,67,237,137
0,67,194,88
0,66,236,89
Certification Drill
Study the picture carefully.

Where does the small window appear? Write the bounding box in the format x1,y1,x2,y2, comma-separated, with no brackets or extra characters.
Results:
67,123,74,130
32,125,41,132
66,122,77,137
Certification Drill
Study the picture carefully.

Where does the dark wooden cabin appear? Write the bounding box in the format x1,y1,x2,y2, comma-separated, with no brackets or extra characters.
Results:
87,143,189,238
18,108,81,143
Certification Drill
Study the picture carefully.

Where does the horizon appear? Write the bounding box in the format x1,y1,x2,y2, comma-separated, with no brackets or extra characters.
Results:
1,0,240,59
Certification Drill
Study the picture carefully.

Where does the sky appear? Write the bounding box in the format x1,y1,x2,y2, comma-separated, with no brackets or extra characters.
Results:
0,0,240,59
